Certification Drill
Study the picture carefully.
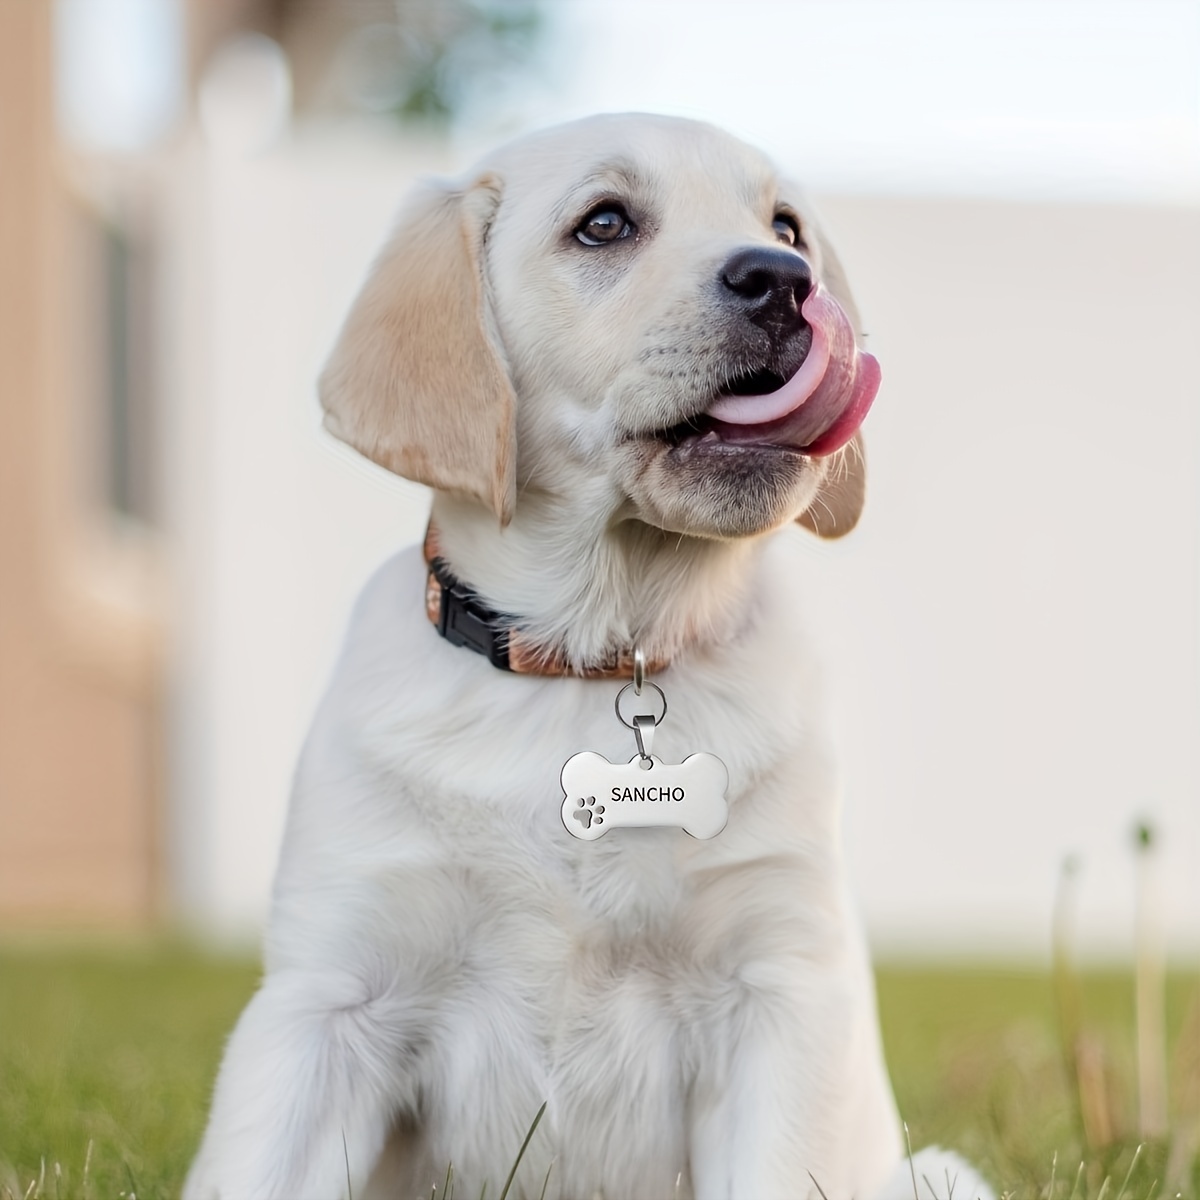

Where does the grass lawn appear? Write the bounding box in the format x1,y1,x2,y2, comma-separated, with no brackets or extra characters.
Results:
0,941,1195,1198
0,942,259,1199
877,967,1198,1199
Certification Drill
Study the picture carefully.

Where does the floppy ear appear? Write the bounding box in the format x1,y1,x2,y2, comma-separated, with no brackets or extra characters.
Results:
319,174,516,524
796,225,868,539
796,431,866,538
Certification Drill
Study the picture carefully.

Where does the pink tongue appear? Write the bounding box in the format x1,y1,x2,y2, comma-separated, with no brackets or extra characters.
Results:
706,286,880,457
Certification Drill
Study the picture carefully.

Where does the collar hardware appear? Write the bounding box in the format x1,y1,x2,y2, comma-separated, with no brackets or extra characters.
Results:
428,556,512,672
422,522,670,679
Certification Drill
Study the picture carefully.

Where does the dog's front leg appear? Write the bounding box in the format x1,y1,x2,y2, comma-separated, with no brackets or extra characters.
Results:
184,969,419,1200
686,968,870,1200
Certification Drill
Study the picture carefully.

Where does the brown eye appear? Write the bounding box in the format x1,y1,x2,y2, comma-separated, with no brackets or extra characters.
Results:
772,214,802,247
575,206,635,246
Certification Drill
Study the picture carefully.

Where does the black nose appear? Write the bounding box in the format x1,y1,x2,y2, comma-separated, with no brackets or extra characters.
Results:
721,247,813,333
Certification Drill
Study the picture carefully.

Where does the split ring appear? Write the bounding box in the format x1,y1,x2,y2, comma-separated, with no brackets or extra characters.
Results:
615,681,667,730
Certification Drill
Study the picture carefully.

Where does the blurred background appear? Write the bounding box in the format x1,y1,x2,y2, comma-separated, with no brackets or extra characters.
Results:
1,0,1197,966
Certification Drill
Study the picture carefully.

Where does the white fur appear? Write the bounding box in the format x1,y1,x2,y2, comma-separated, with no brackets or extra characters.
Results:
186,115,994,1200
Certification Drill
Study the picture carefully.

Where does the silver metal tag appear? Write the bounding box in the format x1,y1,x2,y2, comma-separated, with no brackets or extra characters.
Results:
561,751,729,840
559,651,729,840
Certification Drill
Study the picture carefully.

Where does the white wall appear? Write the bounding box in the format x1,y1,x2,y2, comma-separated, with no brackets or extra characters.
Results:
161,132,1199,959
804,195,1199,959
162,132,446,936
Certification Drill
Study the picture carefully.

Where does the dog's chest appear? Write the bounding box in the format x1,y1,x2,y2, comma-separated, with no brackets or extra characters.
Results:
552,824,692,958
428,855,705,1195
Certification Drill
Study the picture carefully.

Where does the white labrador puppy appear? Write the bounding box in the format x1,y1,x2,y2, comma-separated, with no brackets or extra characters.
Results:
187,114,993,1200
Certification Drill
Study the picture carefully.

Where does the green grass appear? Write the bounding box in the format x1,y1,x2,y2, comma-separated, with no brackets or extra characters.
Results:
876,965,1200,1199
0,941,259,1198
0,942,1195,1198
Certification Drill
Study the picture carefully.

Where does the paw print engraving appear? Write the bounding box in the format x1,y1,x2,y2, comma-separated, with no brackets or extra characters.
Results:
571,796,605,830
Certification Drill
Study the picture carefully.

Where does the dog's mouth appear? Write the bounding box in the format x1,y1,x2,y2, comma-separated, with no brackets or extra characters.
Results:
652,285,880,458
723,365,792,397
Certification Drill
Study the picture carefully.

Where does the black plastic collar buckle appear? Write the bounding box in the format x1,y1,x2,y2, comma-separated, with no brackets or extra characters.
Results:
430,557,512,672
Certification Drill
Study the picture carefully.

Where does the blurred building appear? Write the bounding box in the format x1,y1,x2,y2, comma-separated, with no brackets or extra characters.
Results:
0,0,534,928
1,0,1196,957
0,3,165,924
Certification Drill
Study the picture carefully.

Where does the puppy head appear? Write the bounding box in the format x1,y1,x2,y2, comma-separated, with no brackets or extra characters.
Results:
320,114,876,539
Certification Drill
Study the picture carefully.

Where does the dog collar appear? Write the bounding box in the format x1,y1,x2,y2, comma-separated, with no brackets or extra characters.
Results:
423,524,667,679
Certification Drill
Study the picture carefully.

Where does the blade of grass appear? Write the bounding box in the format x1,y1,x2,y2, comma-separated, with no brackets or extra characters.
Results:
806,1169,831,1200
538,1159,554,1200
904,1122,920,1200
497,1102,547,1200
1067,1162,1084,1200
1134,823,1168,1139
1115,1144,1143,1200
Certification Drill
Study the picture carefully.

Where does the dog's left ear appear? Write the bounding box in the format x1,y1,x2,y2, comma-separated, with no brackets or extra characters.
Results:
319,174,516,524
796,432,866,538
796,230,868,539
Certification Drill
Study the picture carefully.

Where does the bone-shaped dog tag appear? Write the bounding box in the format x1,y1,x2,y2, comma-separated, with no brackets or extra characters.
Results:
560,652,729,841
561,752,729,840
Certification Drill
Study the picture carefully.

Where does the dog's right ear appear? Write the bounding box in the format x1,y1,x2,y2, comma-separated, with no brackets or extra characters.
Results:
319,175,516,524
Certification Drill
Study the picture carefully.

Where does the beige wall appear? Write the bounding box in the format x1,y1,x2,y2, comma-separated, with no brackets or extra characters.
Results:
0,1,163,926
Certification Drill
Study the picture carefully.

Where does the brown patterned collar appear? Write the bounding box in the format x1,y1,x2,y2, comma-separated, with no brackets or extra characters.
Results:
422,524,668,679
